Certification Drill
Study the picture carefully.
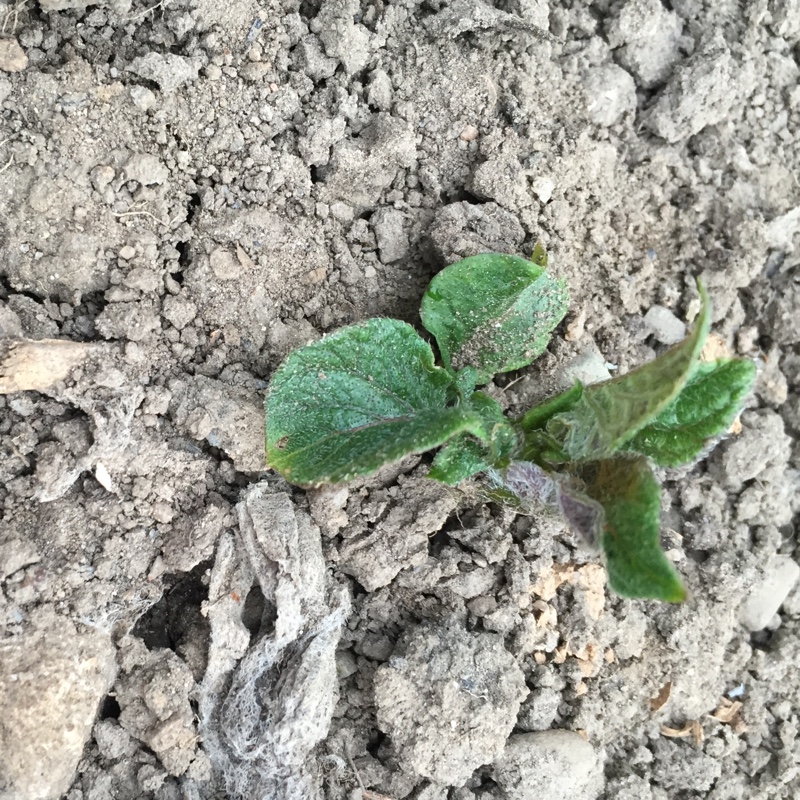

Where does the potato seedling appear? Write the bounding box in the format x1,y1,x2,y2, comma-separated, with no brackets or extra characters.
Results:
265,249,755,601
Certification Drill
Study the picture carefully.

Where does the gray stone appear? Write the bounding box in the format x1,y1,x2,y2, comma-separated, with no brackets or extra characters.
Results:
0,305,24,339
643,305,686,345
0,37,28,72
0,612,117,799
583,64,637,127
740,556,800,631
428,201,525,264
714,410,791,490
314,0,372,75
492,731,603,800
643,39,737,143
323,114,416,210
162,295,198,330
375,617,528,785
516,687,562,732
557,343,612,388
766,276,800,345
606,0,682,88
169,375,265,472
128,53,200,94
116,647,197,776
123,153,169,186
372,207,409,263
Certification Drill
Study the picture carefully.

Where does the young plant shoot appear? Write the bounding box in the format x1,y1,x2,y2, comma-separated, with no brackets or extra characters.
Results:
265,250,756,602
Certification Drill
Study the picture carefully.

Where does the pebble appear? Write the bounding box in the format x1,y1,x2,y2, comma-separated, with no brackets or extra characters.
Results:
493,730,603,800
0,613,117,799
643,305,686,345
740,555,800,631
0,37,28,72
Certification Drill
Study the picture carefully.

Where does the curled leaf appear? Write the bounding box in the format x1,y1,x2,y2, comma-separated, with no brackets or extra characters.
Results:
581,457,686,602
623,358,756,466
428,392,518,485
549,283,711,461
503,461,604,547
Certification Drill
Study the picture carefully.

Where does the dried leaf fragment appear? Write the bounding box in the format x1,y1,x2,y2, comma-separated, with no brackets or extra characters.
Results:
650,681,673,712
711,697,746,732
660,719,703,745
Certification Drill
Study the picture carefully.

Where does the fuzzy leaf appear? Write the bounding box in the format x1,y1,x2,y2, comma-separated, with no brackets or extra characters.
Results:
504,461,603,547
429,435,489,485
420,253,569,383
428,391,518,484
548,284,711,461
624,358,756,466
519,381,583,432
583,457,686,602
266,318,482,486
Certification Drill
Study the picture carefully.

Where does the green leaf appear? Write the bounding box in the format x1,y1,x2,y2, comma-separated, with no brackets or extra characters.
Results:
429,435,489,485
420,253,569,383
428,391,519,485
266,318,483,486
624,358,756,466
519,381,583,432
469,391,519,462
582,457,686,602
548,283,711,461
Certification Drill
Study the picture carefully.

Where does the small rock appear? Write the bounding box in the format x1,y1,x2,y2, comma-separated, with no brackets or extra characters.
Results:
605,0,682,88
314,0,372,75
492,730,603,800
372,207,409,263
643,39,737,143
95,301,161,342
0,612,117,799
531,176,554,203
583,64,637,126
0,75,12,102
765,274,800,344
94,719,138,761
471,154,533,209
293,35,338,81
367,68,394,111
0,305,24,339
643,305,686,345
128,52,200,93
740,556,800,631
116,648,197,776
123,153,169,186
129,84,157,111
556,343,612,388
162,295,198,330
375,616,528,785
170,375,265,472
323,113,416,210
516,687,562,732
298,116,347,167
0,534,40,580
208,248,242,281
714,410,790,490
428,201,525,264
0,37,28,72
